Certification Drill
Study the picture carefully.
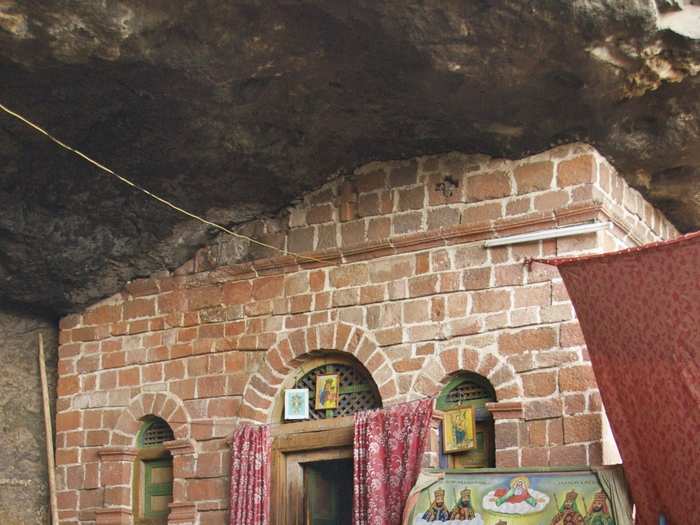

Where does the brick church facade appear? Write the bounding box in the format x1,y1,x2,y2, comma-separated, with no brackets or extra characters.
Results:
54,143,676,524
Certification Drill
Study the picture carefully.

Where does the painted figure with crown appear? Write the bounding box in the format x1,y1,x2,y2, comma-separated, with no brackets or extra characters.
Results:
421,488,450,522
449,488,477,520
584,491,614,525
550,490,585,525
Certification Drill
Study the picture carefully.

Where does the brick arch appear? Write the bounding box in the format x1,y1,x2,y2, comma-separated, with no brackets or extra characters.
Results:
414,345,522,402
111,391,191,446
241,322,396,423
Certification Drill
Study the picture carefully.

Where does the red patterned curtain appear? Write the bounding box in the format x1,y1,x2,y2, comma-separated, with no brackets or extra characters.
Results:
538,232,700,525
353,398,433,525
229,424,271,525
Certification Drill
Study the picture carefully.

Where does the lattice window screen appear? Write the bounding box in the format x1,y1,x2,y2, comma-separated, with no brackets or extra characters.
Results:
444,381,490,406
293,363,381,420
141,419,174,446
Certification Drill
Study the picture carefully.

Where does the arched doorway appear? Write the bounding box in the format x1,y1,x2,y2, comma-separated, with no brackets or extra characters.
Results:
436,372,496,468
270,354,381,525
133,416,175,524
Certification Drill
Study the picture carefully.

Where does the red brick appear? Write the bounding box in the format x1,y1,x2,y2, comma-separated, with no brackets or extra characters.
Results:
514,161,554,194
549,444,587,466
392,212,422,234
393,358,425,372
534,190,569,211
330,264,369,288
56,411,81,432
85,430,109,446
57,375,80,397
59,314,81,330
397,186,425,211
494,264,524,286
522,447,548,467
462,202,502,223
524,398,563,420
389,160,418,187
84,305,121,326
222,281,252,305
465,171,511,202
367,217,391,241
56,448,80,466
522,371,557,397
563,414,602,444
495,449,518,468
306,204,334,224
71,327,98,342
472,289,510,313
526,420,547,447
252,275,284,300
463,267,491,290
403,299,430,323
57,490,78,510
164,360,186,380
408,275,438,297
208,397,240,417
559,323,585,348
498,327,557,354
123,298,156,320
548,418,564,445
118,367,140,387
559,365,597,392
126,277,159,297
447,318,481,337
187,286,223,311
557,155,595,186
197,452,223,477
197,376,227,398
513,284,550,307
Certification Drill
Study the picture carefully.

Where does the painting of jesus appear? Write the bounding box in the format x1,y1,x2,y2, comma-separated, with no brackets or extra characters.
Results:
314,374,339,410
442,406,476,453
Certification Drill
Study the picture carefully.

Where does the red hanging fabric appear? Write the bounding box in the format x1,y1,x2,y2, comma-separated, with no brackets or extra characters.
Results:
353,398,433,525
229,424,271,525
535,231,700,525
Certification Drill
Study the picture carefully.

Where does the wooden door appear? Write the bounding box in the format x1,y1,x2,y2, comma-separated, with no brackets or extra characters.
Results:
271,417,355,525
304,459,353,525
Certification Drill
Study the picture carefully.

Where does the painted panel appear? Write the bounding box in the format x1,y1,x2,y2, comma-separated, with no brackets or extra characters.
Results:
406,470,616,525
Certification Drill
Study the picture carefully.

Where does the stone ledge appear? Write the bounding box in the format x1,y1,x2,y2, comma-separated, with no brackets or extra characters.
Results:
163,438,196,456
179,201,611,288
486,401,524,420
97,446,138,462
95,508,132,525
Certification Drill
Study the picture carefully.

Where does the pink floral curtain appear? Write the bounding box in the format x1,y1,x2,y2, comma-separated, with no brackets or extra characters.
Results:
537,231,700,525
353,398,433,525
229,424,271,525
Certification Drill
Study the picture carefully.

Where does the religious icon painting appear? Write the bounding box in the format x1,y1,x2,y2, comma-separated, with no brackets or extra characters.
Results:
284,388,310,420
442,406,476,453
314,373,339,410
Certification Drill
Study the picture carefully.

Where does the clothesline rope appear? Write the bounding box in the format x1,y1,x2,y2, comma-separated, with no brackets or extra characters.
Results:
0,102,326,265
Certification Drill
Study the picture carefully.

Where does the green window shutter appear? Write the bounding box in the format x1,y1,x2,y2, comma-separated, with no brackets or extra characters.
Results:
143,458,174,518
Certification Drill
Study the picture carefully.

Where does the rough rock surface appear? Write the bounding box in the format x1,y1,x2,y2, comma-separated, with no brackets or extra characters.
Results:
0,307,57,525
0,0,699,313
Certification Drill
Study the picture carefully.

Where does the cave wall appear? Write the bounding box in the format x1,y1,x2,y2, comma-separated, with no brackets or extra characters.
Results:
0,308,58,525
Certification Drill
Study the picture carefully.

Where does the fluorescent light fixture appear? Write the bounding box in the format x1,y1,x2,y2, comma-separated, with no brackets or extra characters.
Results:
483,221,612,248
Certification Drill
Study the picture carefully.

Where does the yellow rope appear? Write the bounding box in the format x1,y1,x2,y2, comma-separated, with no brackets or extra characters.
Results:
0,102,326,264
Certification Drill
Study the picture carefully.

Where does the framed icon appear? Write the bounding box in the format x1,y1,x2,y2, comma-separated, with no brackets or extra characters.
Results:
284,389,310,420
314,374,339,410
442,406,476,453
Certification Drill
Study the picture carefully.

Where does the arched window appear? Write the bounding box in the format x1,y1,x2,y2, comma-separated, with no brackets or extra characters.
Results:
437,373,496,468
135,417,174,524
286,360,381,421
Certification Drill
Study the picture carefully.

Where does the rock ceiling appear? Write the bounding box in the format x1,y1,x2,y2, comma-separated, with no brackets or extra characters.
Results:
0,0,698,314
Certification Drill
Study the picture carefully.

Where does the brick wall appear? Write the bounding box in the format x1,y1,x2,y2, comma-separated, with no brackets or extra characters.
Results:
56,143,677,524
